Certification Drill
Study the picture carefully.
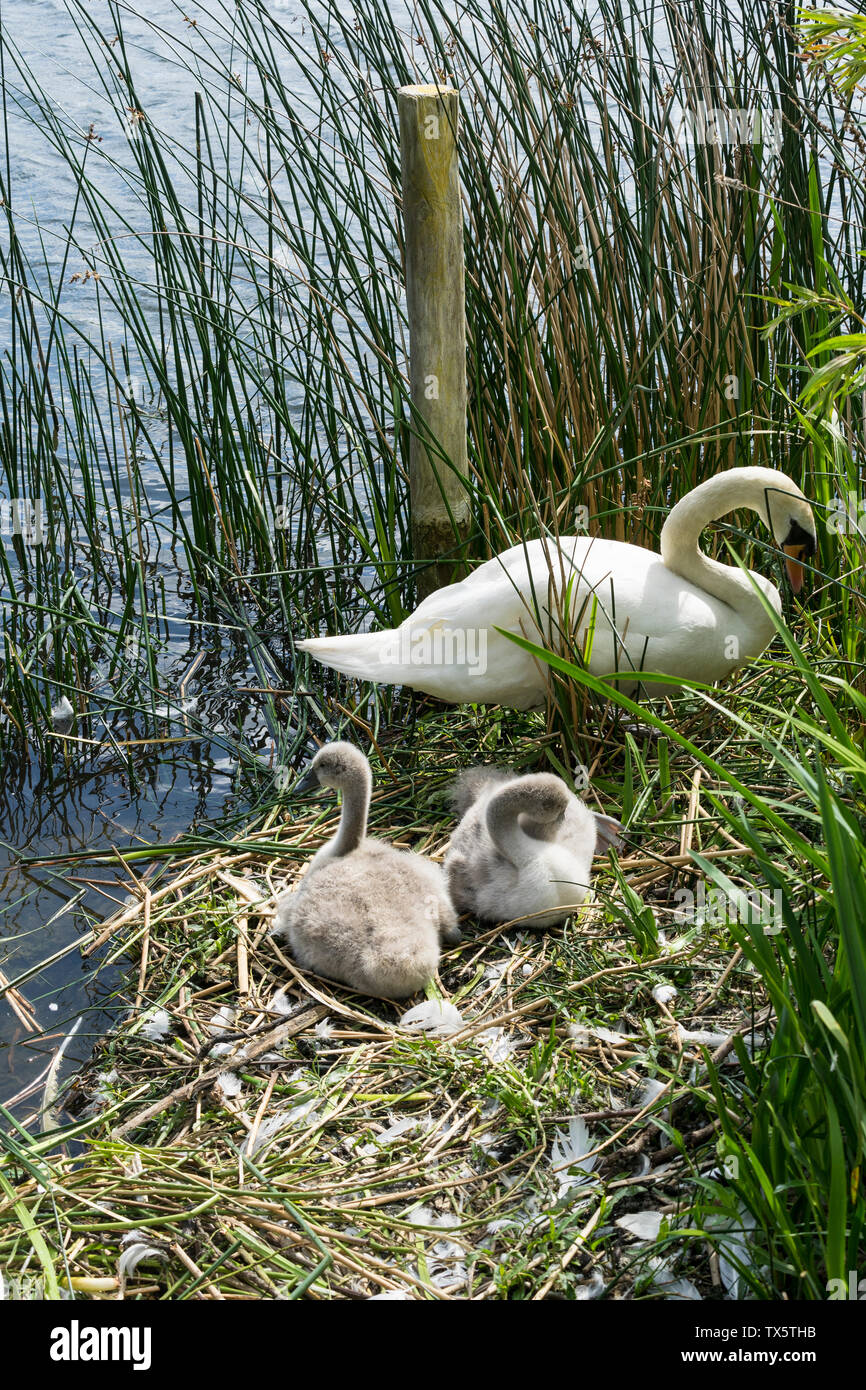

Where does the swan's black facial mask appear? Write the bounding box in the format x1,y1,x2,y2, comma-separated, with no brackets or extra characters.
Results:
781,519,816,594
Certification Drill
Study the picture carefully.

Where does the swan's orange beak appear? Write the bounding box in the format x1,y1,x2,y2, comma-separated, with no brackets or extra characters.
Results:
783,543,807,594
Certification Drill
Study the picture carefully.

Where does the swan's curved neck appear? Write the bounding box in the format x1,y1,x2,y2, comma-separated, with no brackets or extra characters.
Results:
328,768,371,859
487,787,546,869
659,472,773,619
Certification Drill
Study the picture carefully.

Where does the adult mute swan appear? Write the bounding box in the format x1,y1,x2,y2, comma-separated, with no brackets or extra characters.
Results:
273,743,461,998
298,467,816,709
445,767,621,928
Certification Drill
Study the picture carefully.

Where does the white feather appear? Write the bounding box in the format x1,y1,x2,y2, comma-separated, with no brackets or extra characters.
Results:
652,984,678,1006
715,1209,757,1299
551,1116,598,1198
50,696,74,728
139,1008,171,1041
616,1210,664,1241
676,1026,730,1048
118,1230,167,1277
207,1005,236,1036
399,1000,465,1037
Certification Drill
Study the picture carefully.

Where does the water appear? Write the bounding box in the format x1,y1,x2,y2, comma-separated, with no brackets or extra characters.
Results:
0,0,316,1107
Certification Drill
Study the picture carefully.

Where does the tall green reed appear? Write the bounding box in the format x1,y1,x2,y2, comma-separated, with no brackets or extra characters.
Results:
0,0,862,752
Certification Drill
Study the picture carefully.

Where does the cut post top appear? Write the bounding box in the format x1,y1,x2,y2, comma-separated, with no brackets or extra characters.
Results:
398,83,457,100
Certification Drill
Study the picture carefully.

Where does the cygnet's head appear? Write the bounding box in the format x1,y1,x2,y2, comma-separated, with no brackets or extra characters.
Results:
295,741,371,795
509,773,571,824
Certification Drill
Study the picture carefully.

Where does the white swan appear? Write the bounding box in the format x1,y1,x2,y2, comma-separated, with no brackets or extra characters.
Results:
273,743,461,999
298,467,816,709
444,767,620,928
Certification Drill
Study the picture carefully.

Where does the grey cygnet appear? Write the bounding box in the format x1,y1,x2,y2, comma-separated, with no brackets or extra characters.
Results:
444,767,621,928
273,742,461,998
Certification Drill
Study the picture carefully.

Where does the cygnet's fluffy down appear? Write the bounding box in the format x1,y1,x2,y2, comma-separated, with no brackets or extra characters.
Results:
445,767,620,929
273,743,460,999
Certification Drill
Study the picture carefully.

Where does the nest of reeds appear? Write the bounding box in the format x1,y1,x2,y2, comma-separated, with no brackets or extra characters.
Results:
3,758,773,1302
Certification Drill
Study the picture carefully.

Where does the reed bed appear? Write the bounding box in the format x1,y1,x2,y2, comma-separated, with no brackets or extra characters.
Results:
0,711,802,1300
2,657,863,1301
1,0,865,757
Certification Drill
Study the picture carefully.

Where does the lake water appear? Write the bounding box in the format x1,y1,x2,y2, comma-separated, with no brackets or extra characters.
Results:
0,0,424,1110
0,0,314,1107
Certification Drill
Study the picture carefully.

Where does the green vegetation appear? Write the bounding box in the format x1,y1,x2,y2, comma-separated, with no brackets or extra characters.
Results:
0,0,864,1299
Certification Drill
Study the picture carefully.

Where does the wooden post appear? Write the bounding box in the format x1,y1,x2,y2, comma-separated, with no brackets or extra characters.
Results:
397,83,471,596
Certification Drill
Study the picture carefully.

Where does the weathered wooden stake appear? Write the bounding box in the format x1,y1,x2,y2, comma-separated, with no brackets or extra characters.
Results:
397,83,471,596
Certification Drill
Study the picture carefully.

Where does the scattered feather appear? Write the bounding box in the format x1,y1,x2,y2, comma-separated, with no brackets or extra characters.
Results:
483,959,509,985
41,1016,84,1132
478,1027,516,1063
635,1078,667,1109
119,1230,167,1277
406,1204,435,1226
715,1209,757,1299
651,1260,702,1300
367,1290,412,1300
353,1116,430,1157
616,1210,664,1241
399,1000,465,1038
652,984,678,1006
242,1099,320,1157
139,1008,171,1042
406,1208,467,1290
81,1069,118,1119
269,989,294,1016
50,696,75,729
574,1269,605,1300
215,1072,242,1098
567,1021,635,1049
567,1024,593,1051
551,1116,597,1198
676,1026,730,1048
314,1018,334,1040
207,1005,235,1036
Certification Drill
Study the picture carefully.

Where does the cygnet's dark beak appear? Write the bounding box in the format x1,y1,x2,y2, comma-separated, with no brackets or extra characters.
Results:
293,764,320,796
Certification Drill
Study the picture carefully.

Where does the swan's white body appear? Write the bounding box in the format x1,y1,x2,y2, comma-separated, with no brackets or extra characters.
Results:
298,468,816,709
